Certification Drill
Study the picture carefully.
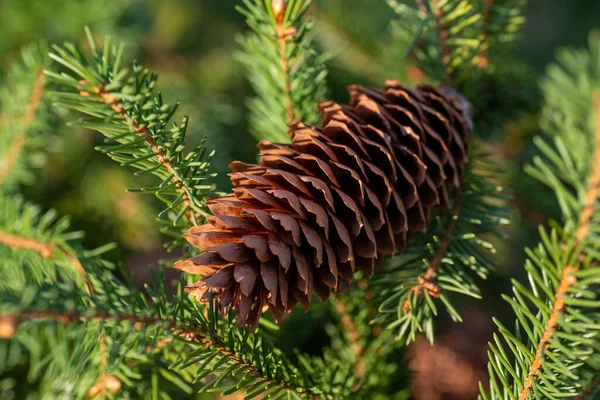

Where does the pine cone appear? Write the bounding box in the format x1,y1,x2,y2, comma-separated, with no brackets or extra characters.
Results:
175,80,472,328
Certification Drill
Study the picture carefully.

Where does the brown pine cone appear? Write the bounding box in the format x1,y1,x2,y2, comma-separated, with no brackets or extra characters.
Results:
175,80,472,328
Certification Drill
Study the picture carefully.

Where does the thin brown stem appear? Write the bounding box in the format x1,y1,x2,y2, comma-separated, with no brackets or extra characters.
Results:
0,69,45,184
430,0,454,83
4,309,303,397
404,187,464,310
415,0,428,14
272,0,297,123
518,267,578,400
0,230,91,295
478,0,494,69
517,96,600,400
79,83,200,225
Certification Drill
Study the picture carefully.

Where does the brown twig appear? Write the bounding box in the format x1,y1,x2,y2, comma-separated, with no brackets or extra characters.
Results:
415,0,428,14
518,266,578,400
334,299,365,386
403,187,464,311
79,83,200,225
517,96,600,400
478,0,494,69
430,0,454,83
272,0,297,123
0,69,45,184
0,230,91,295
4,309,303,397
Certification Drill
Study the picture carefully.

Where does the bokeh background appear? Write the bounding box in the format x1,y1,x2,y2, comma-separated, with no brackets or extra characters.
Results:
2,0,599,398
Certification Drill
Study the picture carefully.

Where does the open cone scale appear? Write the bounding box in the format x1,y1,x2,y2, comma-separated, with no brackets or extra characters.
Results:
175,80,472,328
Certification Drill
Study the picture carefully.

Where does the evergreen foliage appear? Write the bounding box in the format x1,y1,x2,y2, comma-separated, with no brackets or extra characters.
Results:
46,29,217,250
0,45,52,191
0,1,599,399
237,0,329,142
481,35,600,399
373,149,510,344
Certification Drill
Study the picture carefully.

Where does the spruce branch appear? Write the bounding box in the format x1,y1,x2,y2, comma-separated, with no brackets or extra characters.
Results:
387,0,482,83
0,194,91,291
0,69,44,184
516,89,600,400
0,195,355,399
46,29,216,250
429,0,454,83
237,0,329,142
478,0,494,69
386,0,526,83
409,185,464,300
272,0,297,123
0,45,51,189
373,147,510,345
481,37,600,399
80,82,200,225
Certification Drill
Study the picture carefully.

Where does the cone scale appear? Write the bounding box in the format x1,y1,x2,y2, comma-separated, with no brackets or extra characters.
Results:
175,80,472,328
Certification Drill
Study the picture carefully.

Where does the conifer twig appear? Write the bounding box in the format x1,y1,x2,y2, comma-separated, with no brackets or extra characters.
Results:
430,0,454,83
478,0,494,69
0,230,90,294
3,309,304,396
407,187,464,305
272,0,297,123
0,69,45,184
78,83,200,225
518,95,600,400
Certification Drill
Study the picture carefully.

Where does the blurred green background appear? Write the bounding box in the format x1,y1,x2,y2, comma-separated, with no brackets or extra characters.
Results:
1,1,598,398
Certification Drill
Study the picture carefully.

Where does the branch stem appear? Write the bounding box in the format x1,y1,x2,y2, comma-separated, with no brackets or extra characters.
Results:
82,83,200,226
273,0,297,124
0,230,90,294
478,0,494,69
430,0,454,83
5,309,303,396
406,187,464,306
517,95,600,400
0,69,45,184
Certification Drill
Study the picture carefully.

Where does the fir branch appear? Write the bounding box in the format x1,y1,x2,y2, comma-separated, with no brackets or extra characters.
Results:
80,82,200,225
5,308,305,396
0,136,26,184
430,0,454,82
475,0,526,69
0,69,44,183
575,96,600,242
0,230,88,294
0,46,51,189
46,30,216,250
519,266,578,400
516,89,600,400
387,0,482,83
482,37,600,400
0,230,55,258
478,0,494,69
409,186,464,300
0,194,90,291
273,0,297,122
237,0,329,142
386,0,526,83
0,194,353,398
373,147,510,345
